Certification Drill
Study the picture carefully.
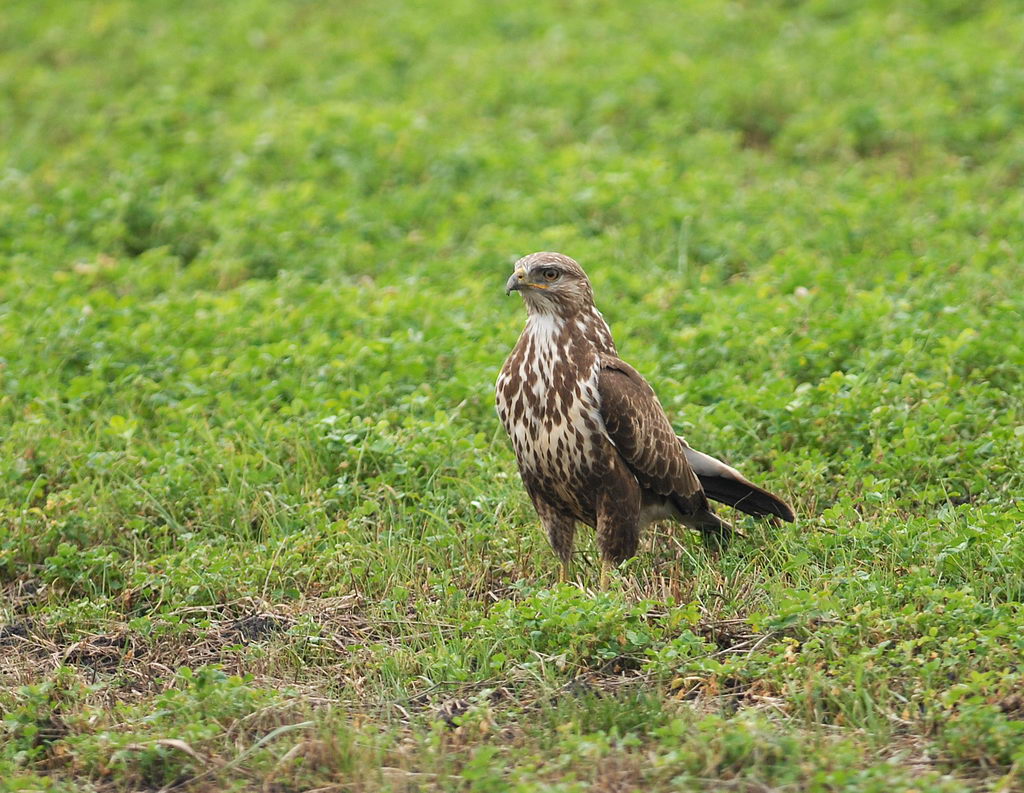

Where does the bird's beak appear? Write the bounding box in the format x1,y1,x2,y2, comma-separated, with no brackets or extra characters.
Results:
505,268,526,295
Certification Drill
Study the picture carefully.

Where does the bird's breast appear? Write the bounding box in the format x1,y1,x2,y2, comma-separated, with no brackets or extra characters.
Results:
496,325,606,511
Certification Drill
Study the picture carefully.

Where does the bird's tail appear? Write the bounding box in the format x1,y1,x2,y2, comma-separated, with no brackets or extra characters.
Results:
679,438,795,522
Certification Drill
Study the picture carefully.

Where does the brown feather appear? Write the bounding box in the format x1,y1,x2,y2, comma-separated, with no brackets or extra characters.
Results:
496,251,793,573
597,356,705,514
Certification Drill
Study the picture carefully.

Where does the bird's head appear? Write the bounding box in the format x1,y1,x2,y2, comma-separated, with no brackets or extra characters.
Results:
505,251,595,317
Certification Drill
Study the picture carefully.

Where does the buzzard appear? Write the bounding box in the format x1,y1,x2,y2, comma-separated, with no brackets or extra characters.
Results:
495,251,794,583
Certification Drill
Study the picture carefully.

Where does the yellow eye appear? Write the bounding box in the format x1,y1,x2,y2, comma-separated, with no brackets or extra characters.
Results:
543,268,560,281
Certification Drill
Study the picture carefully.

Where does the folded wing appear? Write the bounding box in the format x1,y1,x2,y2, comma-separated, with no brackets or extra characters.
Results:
597,355,706,517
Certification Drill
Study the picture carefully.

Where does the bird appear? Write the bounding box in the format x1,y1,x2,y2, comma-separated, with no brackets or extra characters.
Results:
495,251,794,584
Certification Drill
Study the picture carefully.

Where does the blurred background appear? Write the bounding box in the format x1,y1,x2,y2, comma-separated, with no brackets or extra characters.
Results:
5,0,1022,287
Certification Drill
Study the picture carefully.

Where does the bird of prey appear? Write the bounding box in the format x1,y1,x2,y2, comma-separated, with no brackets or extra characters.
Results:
495,251,793,583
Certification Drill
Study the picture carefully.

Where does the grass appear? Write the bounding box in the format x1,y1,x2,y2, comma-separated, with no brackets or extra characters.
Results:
1,0,1023,790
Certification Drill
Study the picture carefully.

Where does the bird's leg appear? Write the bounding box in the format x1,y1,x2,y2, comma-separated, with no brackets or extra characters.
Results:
539,506,575,586
595,483,639,589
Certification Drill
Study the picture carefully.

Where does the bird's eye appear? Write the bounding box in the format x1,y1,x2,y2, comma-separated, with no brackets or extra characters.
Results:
543,268,560,281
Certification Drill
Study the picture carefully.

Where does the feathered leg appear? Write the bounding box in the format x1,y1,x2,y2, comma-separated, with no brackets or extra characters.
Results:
595,484,640,570
534,497,576,583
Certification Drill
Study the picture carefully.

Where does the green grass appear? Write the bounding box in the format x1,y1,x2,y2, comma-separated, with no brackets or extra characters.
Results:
2,0,1024,790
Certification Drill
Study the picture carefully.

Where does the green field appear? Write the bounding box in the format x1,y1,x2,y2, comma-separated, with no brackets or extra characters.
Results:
3,1,1024,790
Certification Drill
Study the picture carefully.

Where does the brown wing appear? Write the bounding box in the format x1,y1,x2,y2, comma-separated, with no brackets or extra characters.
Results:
597,355,706,515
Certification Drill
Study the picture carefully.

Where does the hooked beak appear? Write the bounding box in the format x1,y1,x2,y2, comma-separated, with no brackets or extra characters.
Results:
505,268,526,295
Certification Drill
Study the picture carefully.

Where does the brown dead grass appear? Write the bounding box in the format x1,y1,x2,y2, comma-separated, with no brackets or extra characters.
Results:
0,591,367,698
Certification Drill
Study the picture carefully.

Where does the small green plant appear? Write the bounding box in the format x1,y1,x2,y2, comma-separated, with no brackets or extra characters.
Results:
41,543,126,599
478,585,663,668
1,669,90,766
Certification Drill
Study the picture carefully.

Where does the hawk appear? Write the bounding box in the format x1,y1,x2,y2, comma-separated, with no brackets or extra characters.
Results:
495,251,794,583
